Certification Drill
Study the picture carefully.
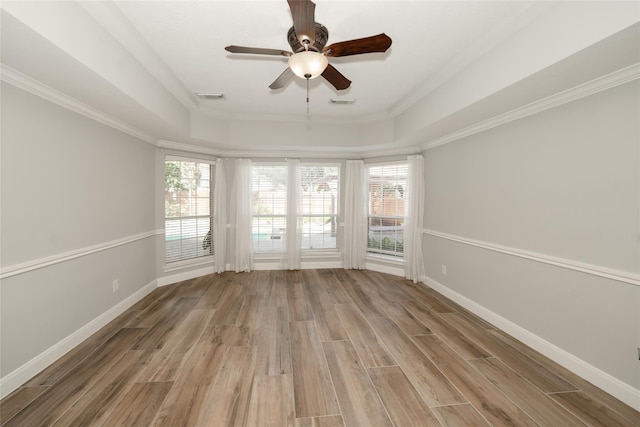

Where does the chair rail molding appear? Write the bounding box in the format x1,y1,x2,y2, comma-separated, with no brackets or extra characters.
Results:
0,230,163,280
423,229,640,287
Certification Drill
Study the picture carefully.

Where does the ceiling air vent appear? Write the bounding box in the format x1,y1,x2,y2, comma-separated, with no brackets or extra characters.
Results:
196,92,225,100
330,98,356,105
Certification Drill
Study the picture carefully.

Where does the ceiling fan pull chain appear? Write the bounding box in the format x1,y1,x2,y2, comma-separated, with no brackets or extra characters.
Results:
306,77,310,115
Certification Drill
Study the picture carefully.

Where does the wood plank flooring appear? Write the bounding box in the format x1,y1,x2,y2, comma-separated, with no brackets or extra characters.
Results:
2,269,639,426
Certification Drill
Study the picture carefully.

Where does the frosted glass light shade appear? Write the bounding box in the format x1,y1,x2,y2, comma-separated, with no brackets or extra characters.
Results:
288,51,328,79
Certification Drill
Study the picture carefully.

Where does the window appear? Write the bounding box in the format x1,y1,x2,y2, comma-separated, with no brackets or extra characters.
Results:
251,163,340,253
252,164,287,252
367,162,407,257
300,165,339,250
164,157,214,263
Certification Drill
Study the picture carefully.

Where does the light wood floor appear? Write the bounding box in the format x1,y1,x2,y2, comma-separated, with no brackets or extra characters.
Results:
2,269,639,426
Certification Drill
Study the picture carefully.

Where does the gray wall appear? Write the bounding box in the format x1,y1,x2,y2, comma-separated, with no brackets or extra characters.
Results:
423,80,640,389
0,83,157,376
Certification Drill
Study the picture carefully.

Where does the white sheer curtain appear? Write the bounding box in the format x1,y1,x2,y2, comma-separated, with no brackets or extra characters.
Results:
281,159,302,270
213,158,227,273
232,158,254,272
343,160,368,269
404,154,425,282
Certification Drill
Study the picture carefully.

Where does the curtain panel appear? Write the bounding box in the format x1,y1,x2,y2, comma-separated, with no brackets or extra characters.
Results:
281,159,302,269
404,154,425,282
343,160,368,269
213,158,227,273
233,158,254,272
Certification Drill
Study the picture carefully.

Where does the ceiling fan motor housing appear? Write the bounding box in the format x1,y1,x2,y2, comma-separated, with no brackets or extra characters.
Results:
287,23,329,52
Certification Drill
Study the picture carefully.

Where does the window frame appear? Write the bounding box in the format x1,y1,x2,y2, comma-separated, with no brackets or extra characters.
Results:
299,162,340,254
366,161,408,259
164,155,215,267
251,162,288,254
250,161,341,256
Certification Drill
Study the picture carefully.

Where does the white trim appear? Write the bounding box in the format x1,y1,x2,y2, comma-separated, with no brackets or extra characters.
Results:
0,279,157,399
424,229,640,287
157,139,421,160
158,140,225,157
4,58,636,160
0,65,157,145
365,260,404,277
421,275,640,411
163,256,215,273
157,265,216,287
422,63,640,151
231,110,393,125
366,253,405,266
0,230,162,280
299,260,343,270
165,154,216,164
253,260,343,271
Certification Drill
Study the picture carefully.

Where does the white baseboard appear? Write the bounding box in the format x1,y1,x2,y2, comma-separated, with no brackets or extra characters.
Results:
301,260,343,270
365,261,404,277
157,265,216,287
0,279,157,399
421,275,640,411
252,260,343,271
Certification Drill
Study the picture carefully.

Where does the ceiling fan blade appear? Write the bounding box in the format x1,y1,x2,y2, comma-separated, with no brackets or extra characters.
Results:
287,0,316,47
225,45,292,56
323,33,392,57
269,67,294,90
321,64,351,91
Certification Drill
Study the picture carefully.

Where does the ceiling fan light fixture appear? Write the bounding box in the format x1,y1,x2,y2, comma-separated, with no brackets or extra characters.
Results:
288,51,328,80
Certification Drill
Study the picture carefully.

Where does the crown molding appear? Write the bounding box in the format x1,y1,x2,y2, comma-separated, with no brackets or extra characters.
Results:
7,59,636,159
421,63,640,151
158,139,421,160
0,65,157,145
158,140,227,157
389,2,553,118
159,139,362,159
231,109,393,125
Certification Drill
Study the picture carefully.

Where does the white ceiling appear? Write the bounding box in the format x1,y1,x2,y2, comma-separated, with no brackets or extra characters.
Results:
112,0,539,118
1,1,639,156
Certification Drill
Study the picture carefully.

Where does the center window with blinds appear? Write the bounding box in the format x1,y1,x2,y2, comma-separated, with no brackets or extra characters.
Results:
164,157,214,264
251,164,339,252
252,164,287,252
300,165,339,250
367,162,407,257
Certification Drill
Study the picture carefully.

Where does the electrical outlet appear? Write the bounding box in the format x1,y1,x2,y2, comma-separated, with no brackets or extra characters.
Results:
112,279,119,292
441,265,447,275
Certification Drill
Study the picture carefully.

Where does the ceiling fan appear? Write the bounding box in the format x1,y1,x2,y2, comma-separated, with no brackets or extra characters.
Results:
225,0,392,91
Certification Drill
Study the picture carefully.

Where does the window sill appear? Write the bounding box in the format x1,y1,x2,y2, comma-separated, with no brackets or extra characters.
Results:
366,253,405,265
164,256,214,272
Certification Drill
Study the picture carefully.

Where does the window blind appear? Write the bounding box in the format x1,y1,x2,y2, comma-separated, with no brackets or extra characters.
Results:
252,164,287,252
251,163,340,253
165,157,215,263
300,165,339,250
367,162,408,257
